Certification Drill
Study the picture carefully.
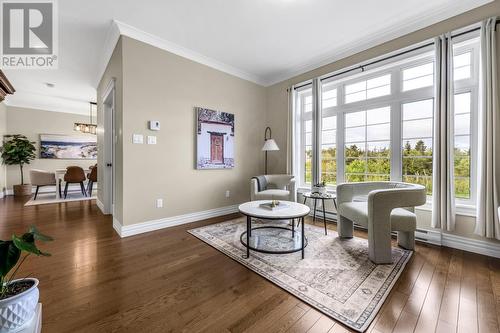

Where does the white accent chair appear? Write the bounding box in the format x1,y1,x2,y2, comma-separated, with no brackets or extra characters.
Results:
250,175,296,202
30,169,61,200
336,181,427,264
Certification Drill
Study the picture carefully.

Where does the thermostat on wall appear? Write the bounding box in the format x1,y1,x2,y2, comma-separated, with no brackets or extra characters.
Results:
148,120,160,131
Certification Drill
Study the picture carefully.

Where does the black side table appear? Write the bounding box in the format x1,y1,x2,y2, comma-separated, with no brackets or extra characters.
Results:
301,192,337,235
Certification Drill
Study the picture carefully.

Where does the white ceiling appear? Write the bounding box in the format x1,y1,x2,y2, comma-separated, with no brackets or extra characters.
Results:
3,0,493,115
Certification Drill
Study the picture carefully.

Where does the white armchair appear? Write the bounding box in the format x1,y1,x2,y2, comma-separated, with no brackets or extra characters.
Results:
336,181,426,264
30,169,61,200
250,175,296,202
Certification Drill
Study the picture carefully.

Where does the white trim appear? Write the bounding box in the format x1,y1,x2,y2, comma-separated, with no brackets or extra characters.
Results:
115,205,239,238
94,21,121,88
442,233,500,259
0,191,4,199
305,207,499,258
113,216,123,236
264,0,492,86
96,198,105,214
95,20,264,87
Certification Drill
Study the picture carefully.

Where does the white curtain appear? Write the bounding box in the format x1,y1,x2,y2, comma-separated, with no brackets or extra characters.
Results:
475,17,500,239
432,33,456,231
286,85,296,176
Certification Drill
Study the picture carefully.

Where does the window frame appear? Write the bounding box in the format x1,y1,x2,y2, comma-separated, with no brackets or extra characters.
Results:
294,33,479,211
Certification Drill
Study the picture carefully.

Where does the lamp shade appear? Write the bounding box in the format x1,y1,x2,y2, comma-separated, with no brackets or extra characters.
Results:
262,139,279,151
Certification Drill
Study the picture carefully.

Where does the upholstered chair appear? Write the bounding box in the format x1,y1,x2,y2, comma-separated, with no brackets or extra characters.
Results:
29,169,61,200
250,175,296,202
63,166,87,198
87,164,97,196
336,181,427,264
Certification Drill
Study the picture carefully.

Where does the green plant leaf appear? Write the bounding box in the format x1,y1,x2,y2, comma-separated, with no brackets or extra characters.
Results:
0,241,21,277
28,225,54,242
12,235,51,257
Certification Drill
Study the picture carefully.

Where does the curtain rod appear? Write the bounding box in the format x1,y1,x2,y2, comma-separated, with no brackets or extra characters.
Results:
293,21,496,91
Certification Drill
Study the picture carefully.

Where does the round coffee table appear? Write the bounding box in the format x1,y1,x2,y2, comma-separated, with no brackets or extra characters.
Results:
238,200,311,259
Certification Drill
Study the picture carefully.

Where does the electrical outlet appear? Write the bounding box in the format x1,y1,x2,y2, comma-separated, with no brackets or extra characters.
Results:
225,190,230,198
156,198,163,208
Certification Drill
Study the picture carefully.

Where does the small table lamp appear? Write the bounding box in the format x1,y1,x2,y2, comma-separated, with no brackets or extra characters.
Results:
262,127,279,174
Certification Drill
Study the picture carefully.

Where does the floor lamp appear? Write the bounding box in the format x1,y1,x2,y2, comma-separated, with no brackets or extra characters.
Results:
262,127,279,174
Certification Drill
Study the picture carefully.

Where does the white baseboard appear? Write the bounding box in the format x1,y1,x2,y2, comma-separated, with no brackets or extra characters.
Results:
113,217,123,236
116,205,239,238
96,198,105,214
0,190,4,199
314,209,500,258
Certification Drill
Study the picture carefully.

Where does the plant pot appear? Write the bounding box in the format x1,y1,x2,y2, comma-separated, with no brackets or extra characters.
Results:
311,186,327,195
12,185,32,197
0,278,39,332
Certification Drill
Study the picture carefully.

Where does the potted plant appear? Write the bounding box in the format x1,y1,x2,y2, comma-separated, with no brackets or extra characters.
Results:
312,181,327,195
0,226,52,332
0,135,36,196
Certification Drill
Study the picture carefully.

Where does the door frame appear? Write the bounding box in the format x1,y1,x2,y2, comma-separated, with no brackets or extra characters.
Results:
101,78,116,215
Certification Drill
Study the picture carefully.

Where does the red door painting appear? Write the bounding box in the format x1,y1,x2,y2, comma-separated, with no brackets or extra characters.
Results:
210,134,224,164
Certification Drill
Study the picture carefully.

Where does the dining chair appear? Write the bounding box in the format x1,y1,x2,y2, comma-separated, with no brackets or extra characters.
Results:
30,169,61,200
63,166,87,198
87,164,97,196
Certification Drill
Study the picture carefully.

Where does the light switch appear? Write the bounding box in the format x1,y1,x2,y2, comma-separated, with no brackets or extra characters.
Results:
133,134,144,144
147,135,157,145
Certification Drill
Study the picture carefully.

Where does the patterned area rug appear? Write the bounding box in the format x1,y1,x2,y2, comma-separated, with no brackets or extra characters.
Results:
188,218,412,332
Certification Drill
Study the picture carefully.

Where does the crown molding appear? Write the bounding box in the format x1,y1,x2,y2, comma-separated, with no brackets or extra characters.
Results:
262,0,493,86
94,20,265,87
94,0,491,88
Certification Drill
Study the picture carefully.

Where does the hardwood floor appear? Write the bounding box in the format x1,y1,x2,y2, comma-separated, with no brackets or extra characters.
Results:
0,196,499,333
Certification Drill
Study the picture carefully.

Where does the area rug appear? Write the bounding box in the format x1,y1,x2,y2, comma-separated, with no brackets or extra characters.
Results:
24,191,97,206
188,218,412,332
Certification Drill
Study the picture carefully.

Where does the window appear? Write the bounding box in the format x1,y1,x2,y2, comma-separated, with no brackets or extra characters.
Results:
402,62,434,91
344,74,391,103
454,92,471,199
402,99,434,194
345,107,391,182
295,33,479,207
297,88,313,185
321,116,336,185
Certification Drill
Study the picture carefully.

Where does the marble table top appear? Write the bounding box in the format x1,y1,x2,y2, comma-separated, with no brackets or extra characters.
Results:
239,200,310,219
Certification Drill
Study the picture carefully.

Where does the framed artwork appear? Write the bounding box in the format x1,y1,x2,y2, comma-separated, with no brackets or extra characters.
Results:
40,134,97,160
196,107,234,169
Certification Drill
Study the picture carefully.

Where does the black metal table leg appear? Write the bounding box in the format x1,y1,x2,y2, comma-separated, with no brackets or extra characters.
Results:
313,199,317,222
322,198,327,235
301,216,305,259
246,216,250,258
291,218,295,238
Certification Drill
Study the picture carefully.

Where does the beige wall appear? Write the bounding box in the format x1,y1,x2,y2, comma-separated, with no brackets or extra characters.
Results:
4,106,95,189
97,38,124,222
109,36,266,226
0,102,6,194
266,0,500,242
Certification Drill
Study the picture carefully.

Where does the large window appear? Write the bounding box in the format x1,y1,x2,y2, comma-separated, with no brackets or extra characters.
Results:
345,107,391,182
295,33,479,206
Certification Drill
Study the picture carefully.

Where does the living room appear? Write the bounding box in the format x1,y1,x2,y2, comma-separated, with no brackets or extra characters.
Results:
0,0,499,332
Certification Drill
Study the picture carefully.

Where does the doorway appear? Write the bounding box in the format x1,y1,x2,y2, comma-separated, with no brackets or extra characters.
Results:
101,79,115,215
210,133,224,164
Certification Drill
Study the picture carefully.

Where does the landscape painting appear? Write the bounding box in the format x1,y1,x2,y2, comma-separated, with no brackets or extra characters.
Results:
196,107,234,169
40,134,97,160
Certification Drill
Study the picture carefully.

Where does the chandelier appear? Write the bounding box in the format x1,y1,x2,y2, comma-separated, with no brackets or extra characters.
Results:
74,102,97,135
